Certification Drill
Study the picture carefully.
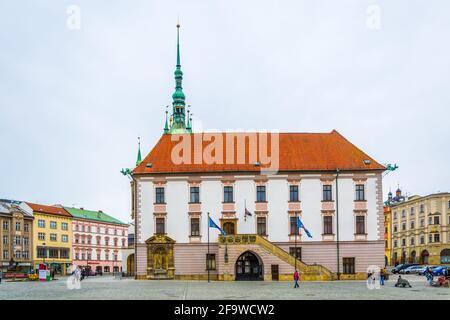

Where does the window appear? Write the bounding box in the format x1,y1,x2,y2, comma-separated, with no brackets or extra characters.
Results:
190,187,200,203
410,207,415,215
434,216,440,225
37,248,46,258
420,235,425,244
50,221,57,229
289,185,299,202
3,235,8,245
23,237,29,246
356,216,366,235
24,223,29,232
15,222,21,231
289,247,302,260
114,238,118,246
3,250,9,259
87,253,92,260
434,233,440,243
343,257,355,274
14,236,21,245
257,217,267,236
393,212,397,219
3,221,8,230
49,249,59,258
15,251,21,259
402,238,406,246
402,223,406,231
394,240,398,248
81,253,85,260
322,185,332,201
50,233,57,241
355,184,365,201
420,204,425,213
429,234,432,243
62,235,68,242
62,222,68,231
38,233,45,241
420,219,425,227
410,237,415,245
224,186,234,203
155,187,165,204
156,218,165,234
190,218,200,236
402,210,406,218
323,216,333,235
256,186,266,202
38,220,45,228
428,217,432,225
410,221,415,229
81,225,85,232
394,225,398,232
206,253,216,270
114,229,117,235
290,216,299,235
23,251,29,259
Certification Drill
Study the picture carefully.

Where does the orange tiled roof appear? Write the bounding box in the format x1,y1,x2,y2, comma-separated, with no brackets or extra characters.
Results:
26,202,72,217
133,130,385,175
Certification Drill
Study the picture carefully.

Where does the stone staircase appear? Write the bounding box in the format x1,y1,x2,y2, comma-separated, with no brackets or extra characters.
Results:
219,234,337,281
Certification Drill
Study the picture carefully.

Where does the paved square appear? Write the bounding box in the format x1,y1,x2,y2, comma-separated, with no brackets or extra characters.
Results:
0,275,449,300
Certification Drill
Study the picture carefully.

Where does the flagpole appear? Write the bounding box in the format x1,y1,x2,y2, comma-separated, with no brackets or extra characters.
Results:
295,212,297,271
207,212,210,283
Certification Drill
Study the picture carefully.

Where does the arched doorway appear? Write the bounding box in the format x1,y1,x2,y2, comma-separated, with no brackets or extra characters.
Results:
401,251,406,264
420,250,429,264
410,251,416,264
127,254,135,276
235,251,263,281
440,249,450,264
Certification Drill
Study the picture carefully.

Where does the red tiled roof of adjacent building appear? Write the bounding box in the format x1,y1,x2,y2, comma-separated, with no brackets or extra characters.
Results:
133,130,385,175
26,202,72,217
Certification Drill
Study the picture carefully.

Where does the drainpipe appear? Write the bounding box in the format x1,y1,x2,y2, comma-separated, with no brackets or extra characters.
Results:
336,169,341,280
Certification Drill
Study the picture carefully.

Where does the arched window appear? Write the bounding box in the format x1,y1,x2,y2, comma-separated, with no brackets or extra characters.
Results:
440,249,450,264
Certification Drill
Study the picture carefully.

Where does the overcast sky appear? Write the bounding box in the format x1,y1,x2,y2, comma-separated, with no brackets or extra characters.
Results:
1,1,449,223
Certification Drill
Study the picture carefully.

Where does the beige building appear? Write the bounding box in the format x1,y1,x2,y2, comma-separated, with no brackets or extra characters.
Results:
391,192,450,265
0,200,34,273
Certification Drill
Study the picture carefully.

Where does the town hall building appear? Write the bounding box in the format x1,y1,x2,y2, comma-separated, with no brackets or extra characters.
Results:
130,25,386,281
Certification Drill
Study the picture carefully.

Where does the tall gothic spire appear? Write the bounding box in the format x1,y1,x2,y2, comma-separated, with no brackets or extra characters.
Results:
166,23,192,134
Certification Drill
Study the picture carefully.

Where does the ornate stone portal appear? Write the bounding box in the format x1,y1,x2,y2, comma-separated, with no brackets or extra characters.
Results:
146,235,175,279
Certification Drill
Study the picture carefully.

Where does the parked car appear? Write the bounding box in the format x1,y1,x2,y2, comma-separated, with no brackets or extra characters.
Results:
402,265,424,274
417,266,433,275
392,263,419,274
432,266,449,276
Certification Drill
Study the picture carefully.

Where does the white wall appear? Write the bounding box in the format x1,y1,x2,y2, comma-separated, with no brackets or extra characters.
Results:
137,174,381,244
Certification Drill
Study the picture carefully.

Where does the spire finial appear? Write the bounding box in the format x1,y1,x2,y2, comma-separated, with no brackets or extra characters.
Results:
164,106,169,134
136,136,142,166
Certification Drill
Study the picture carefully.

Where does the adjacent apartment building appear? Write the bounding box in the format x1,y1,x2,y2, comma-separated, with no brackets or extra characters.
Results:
0,200,34,273
391,192,450,265
65,207,128,274
27,203,73,275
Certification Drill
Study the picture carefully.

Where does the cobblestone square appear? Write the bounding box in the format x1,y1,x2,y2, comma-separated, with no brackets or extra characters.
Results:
0,275,449,300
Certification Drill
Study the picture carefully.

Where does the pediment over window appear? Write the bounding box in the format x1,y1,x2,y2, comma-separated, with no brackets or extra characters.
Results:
145,235,176,244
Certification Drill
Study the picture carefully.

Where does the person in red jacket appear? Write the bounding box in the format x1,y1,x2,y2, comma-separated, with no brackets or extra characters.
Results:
293,270,300,288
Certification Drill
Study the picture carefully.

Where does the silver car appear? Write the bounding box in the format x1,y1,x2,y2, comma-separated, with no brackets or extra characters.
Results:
402,265,424,274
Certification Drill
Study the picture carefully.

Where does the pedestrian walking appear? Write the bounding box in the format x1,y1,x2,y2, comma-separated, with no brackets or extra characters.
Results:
379,268,385,286
293,270,300,288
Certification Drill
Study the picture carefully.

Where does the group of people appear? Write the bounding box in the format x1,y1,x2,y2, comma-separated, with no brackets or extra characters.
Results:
71,266,89,281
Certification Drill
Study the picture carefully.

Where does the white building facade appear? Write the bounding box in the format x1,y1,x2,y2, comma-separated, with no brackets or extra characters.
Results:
131,132,385,281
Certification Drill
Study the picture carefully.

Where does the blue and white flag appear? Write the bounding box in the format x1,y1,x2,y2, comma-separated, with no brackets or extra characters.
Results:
208,216,227,235
297,217,312,238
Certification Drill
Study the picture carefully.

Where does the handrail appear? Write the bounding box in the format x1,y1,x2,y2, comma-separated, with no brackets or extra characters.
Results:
218,234,334,278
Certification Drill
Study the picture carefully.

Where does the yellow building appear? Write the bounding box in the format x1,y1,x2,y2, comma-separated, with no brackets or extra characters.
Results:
391,192,450,266
384,206,392,266
27,203,73,275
